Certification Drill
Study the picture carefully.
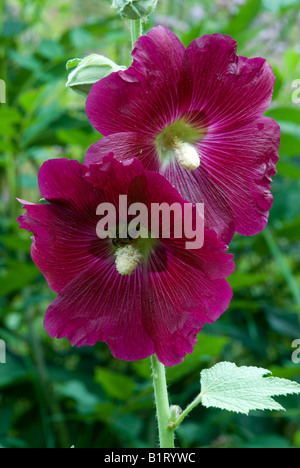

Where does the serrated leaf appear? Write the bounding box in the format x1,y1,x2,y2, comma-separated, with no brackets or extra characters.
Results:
200,362,300,415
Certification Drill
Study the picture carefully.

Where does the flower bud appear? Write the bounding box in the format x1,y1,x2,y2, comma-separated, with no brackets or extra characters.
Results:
112,0,158,20
66,54,126,97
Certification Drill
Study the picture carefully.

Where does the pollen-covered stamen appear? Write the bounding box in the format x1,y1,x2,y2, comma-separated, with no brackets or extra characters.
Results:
115,244,144,276
155,118,204,170
173,137,200,171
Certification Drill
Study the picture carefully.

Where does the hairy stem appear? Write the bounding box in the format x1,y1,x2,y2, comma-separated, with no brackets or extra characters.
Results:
150,355,175,448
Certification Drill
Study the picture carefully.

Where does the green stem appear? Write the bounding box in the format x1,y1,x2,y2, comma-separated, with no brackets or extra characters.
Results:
130,19,143,50
150,355,175,448
171,395,202,431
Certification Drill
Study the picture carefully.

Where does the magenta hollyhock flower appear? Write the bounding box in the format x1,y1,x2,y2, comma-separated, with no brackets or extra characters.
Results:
85,26,280,243
18,155,234,366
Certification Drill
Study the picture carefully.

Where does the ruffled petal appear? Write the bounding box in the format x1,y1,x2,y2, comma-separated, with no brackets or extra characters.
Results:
44,261,155,361
160,116,280,242
18,156,146,293
38,158,106,213
198,116,280,236
85,133,160,171
160,161,235,243
18,201,110,293
142,231,234,366
43,231,234,367
126,25,185,85
185,34,276,130
86,26,187,137
19,155,235,366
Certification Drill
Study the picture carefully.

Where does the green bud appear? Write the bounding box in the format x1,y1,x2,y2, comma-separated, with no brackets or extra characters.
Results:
66,54,126,97
169,405,182,427
112,0,158,20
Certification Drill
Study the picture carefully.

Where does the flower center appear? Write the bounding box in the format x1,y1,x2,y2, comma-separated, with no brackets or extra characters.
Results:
172,137,200,171
155,119,203,171
112,228,157,276
114,243,143,276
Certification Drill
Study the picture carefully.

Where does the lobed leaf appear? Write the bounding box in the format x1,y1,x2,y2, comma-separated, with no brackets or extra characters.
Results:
200,362,300,415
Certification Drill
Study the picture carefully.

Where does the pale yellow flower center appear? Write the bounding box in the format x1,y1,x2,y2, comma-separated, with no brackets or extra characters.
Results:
172,137,200,171
155,118,203,172
115,244,143,276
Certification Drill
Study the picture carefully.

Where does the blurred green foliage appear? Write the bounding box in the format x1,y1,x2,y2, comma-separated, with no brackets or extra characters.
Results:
0,0,300,449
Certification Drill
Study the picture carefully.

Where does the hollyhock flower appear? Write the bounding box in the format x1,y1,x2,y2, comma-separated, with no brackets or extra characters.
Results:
85,26,280,243
18,155,234,366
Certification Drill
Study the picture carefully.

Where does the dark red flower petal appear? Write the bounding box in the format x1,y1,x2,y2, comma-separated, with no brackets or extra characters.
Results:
86,26,188,137
185,34,276,130
19,157,234,366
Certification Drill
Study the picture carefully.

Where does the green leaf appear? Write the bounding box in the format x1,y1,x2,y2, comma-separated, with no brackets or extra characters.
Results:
269,365,300,380
0,355,29,388
56,380,102,414
57,128,100,147
69,28,93,49
18,88,45,114
8,50,42,72
0,107,22,125
94,367,135,401
226,0,262,37
1,20,27,38
0,107,22,137
265,107,300,124
200,362,300,415
284,48,300,73
263,228,300,308
228,272,268,290
21,104,64,148
280,134,300,156
276,161,300,179
0,264,41,297
241,434,291,448
271,66,283,100
66,58,82,70
38,40,65,61
276,215,300,242
0,234,32,252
